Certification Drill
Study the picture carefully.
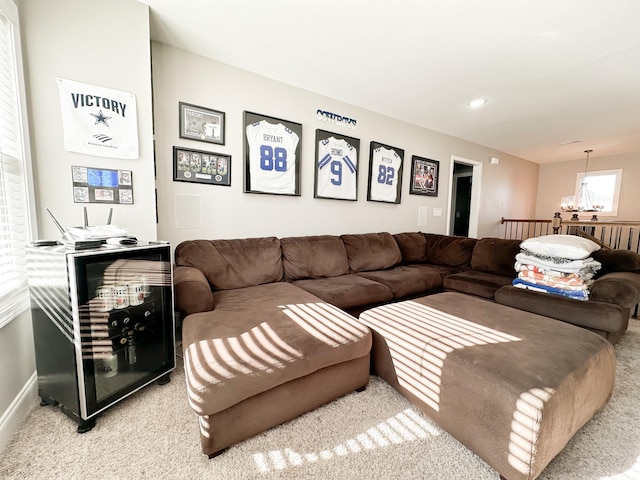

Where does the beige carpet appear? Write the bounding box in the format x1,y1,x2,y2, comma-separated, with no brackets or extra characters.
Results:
1,319,639,480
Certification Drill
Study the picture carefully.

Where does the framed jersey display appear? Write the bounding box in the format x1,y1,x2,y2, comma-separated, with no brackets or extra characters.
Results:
410,155,439,197
173,146,231,186
243,111,302,196
367,141,404,204
314,129,360,201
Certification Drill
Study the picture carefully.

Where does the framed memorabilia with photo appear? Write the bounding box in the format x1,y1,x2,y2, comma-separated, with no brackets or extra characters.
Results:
367,141,404,204
314,129,360,201
243,111,302,196
173,146,231,186
410,155,439,197
71,165,133,204
179,102,225,145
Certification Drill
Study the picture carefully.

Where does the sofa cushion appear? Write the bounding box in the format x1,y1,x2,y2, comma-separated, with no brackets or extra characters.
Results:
174,237,283,290
292,274,394,310
424,234,477,267
443,270,514,299
393,232,428,263
281,235,349,282
495,285,627,340
592,249,640,276
410,263,464,279
589,272,640,308
341,232,402,272
357,265,442,299
182,282,372,416
470,237,521,277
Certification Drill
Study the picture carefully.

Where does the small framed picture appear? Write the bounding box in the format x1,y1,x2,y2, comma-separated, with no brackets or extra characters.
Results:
243,111,302,196
314,129,360,201
173,146,231,186
367,141,404,204
410,156,439,197
71,166,133,204
179,102,225,145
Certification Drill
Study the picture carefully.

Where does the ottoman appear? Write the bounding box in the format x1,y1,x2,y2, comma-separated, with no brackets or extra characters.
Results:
358,292,616,480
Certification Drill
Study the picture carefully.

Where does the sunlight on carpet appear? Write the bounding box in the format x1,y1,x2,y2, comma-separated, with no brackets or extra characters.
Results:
251,407,441,473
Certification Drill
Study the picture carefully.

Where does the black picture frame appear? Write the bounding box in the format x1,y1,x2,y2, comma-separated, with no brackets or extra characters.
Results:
314,129,360,201
71,166,134,204
173,146,231,186
179,102,225,145
243,111,302,196
367,141,404,204
409,156,440,197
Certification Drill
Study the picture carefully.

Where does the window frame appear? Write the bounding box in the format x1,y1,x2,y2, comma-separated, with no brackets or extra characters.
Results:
575,168,623,217
0,0,37,329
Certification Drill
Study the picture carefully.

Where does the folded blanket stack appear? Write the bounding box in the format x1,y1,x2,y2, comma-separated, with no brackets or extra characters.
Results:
511,235,602,301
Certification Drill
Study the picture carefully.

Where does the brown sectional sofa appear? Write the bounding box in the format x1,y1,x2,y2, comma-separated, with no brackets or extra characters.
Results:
173,231,640,461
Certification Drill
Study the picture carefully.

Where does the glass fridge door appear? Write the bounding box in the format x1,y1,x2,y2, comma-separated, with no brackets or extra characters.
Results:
71,246,175,417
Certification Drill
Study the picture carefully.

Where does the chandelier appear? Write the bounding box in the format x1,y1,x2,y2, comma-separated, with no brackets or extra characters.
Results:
560,149,603,212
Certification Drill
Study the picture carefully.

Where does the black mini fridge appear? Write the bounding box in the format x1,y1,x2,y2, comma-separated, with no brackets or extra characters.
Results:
26,242,176,432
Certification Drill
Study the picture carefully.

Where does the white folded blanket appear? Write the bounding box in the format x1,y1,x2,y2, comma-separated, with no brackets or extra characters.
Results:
515,251,601,274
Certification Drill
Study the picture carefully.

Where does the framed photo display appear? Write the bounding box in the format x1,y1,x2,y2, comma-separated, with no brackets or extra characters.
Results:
314,129,360,201
173,146,231,186
410,156,439,196
367,141,404,204
179,102,225,145
243,111,302,196
71,166,133,204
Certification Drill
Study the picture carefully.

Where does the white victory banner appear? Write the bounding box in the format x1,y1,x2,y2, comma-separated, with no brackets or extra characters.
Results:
56,77,139,159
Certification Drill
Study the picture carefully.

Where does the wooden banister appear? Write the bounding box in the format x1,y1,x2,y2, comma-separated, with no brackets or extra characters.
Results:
501,214,640,251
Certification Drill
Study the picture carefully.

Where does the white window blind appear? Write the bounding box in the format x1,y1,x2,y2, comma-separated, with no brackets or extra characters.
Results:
0,5,30,327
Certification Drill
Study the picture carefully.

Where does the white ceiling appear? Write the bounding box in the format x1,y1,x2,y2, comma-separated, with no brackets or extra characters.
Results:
138,0,640,164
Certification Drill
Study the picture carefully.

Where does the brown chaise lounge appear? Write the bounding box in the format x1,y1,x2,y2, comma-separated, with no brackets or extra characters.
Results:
174,237,372,457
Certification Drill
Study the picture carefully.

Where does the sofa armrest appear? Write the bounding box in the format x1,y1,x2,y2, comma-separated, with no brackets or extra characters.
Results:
590,272,640,309
174,265,214,316
495,285,626,335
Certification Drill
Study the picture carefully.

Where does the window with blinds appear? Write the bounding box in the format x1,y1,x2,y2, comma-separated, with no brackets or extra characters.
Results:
0,4,31,328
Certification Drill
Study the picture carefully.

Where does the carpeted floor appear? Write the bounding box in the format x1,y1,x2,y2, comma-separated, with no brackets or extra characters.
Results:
1,319,639,480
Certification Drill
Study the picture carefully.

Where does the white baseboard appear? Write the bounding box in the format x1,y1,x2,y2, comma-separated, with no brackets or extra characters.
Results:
0,371,37,454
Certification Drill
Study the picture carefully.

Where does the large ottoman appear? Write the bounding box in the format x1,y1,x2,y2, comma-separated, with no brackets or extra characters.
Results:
358,292,616,480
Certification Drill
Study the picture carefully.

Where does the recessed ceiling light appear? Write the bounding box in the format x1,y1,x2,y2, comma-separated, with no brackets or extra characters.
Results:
468,98,487,109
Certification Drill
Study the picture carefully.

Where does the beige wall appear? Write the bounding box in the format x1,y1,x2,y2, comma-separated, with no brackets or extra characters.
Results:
535,151,640,221
21,0,157,241
0,309,36,453
152,42,539,244
1,0,155,453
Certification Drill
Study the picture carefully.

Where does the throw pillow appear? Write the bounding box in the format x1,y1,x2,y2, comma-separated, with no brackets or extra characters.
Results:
520,234,600,260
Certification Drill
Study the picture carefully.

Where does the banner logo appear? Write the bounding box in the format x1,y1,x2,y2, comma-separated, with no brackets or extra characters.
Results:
57,77,139,159
316,109,357,129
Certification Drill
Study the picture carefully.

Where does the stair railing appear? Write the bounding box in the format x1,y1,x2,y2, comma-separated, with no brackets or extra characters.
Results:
501,214,640,252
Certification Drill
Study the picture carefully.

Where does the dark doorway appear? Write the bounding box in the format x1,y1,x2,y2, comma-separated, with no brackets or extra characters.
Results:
453,175,472,236
451,162,473,237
